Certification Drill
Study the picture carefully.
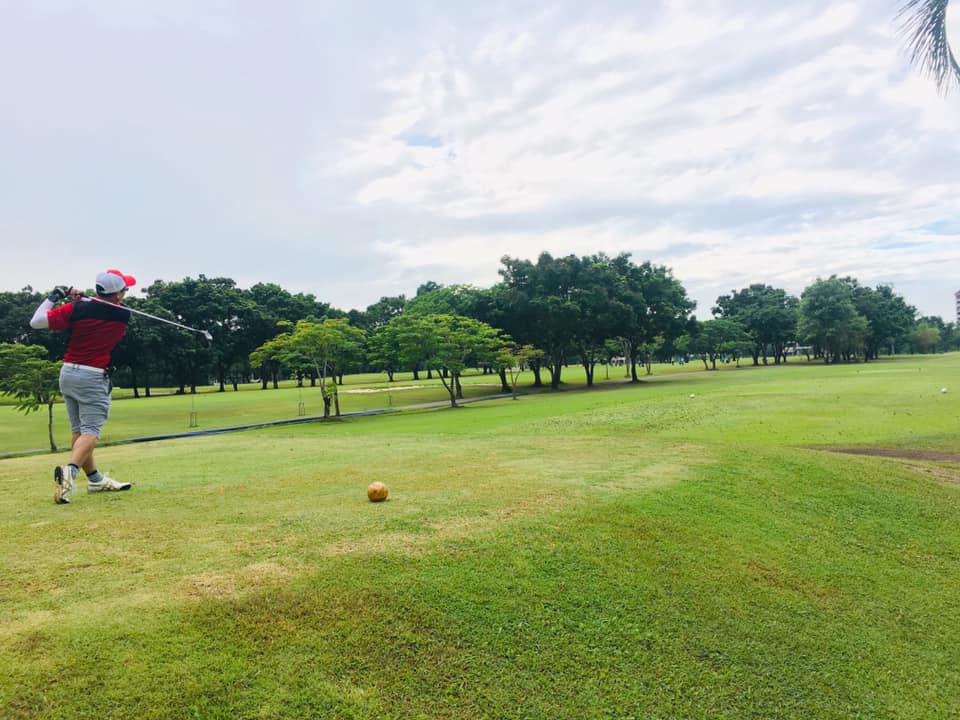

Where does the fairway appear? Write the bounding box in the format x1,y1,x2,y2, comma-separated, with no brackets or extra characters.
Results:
1,355,959,719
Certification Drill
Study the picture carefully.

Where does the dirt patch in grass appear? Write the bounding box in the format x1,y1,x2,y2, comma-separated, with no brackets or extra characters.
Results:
809,446,960,485
905,464,960,486
744,560,839,605
815,447,960,463
181,562,295,599
322,493,573,559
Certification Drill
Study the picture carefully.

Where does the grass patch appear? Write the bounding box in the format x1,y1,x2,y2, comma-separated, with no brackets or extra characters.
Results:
1,355,958,718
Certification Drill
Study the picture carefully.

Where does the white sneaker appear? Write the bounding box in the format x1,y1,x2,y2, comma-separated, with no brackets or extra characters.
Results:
54,465,75,504
87,475,132,493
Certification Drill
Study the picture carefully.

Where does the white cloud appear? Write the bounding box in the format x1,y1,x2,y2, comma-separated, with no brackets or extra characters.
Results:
330,1,960,317
3,1,959,320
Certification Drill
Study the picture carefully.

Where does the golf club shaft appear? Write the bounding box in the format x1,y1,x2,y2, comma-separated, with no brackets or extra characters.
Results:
83,296,212,339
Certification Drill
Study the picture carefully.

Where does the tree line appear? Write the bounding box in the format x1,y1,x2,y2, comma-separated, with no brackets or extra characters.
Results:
1,253,957,406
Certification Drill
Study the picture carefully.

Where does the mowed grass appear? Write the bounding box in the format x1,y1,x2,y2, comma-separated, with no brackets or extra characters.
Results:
0,361,711,455
1,355,958,718
0,370,515,455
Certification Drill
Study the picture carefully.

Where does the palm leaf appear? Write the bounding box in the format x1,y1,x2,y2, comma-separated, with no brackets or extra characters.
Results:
899,0,960,92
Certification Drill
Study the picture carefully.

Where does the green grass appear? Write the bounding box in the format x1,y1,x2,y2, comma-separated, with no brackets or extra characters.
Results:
0,369,513,454
1,355,958,718
0,361,714,455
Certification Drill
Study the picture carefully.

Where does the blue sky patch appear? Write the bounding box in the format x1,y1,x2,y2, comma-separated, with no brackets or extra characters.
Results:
922,220,960,235
397,133,444,148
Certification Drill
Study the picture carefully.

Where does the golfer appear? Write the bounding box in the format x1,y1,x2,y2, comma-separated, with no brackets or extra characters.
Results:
30,269,136,504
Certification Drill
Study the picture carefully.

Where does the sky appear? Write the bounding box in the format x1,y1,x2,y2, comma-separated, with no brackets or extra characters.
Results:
2,0,959,321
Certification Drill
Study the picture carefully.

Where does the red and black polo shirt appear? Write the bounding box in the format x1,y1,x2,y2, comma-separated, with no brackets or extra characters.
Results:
47,299,130,369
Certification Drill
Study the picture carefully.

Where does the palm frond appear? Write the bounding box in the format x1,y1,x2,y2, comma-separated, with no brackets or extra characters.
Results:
898,0,960,92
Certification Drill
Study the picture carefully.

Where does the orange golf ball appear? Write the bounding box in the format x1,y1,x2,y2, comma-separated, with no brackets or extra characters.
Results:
367,481,389,502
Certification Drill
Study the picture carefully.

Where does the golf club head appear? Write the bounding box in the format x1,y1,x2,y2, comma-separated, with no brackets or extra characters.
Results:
202,330,213,342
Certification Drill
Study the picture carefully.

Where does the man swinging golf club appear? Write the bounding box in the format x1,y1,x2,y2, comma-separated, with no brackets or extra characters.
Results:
30,269,136,503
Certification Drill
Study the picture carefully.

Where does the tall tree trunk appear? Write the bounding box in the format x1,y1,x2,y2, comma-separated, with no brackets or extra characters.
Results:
436,370,458,407
498,368,510,393
47,401,57,452
550,361,562,390
320,378,330,418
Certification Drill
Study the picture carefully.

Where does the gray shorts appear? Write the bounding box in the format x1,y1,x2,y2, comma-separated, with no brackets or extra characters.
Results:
60,364,112,437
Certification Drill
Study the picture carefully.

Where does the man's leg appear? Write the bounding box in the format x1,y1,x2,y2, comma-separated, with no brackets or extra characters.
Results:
54,373,81,504
70,433,99,474
73,371,130,493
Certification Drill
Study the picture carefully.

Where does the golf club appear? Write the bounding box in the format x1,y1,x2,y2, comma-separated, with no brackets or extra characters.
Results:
82,296,214,341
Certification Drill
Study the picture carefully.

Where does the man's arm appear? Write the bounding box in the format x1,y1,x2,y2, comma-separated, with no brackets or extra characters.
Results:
30,286,76,329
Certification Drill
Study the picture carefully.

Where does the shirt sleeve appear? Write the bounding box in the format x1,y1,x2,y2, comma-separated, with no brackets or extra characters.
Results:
30,299,53,329
45,302,75,331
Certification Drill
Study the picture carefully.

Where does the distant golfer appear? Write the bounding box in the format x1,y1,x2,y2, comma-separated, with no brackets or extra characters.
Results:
30,269,136,504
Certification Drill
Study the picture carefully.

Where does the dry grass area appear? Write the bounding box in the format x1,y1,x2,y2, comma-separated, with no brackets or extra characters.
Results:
812,446,960,485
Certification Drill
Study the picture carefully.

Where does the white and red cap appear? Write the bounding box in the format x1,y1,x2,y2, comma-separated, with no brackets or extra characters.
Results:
95,268,137,295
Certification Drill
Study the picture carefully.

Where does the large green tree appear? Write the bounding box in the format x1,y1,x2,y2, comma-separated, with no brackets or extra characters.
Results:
488,270,545,387
349,295,406,333
797,277,869,363
846,281,916,360
497,254,585,390
613,256,695,381
143,277,227,393
245,283,335,324
939,321,959,351
282,319,366,417
911,315,956,353
393,314,508,408
681,319,750,370
181,278,258,392
405,284,489,319
111,296,178,397
911,322,942,353
567,255,631,387
366,321,406,382
498,253,695,388
249,333,292,390
713,285,799,366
